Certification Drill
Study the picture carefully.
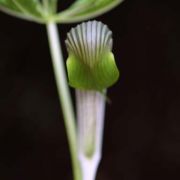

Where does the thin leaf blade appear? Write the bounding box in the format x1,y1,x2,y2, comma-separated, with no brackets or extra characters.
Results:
54,0,124,23
0,0,45,23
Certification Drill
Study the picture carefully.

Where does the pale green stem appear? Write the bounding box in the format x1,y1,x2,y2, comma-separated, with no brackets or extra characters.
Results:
46,22,81,180
76,90,106,180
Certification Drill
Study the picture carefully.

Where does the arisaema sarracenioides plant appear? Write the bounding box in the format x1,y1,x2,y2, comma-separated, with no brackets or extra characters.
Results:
0,1,124,180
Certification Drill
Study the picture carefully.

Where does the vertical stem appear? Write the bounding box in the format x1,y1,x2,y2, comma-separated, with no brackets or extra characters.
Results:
46,22,81,180
76,90,106,180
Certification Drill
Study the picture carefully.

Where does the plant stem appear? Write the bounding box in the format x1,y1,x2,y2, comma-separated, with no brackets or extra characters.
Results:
46,22,81,180
76,90,106,180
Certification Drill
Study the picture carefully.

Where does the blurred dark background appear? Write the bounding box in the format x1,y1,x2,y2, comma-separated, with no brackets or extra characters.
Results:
0,0,180,179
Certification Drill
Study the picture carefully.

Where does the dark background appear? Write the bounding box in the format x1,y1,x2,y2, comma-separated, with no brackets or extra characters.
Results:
0,0,180,179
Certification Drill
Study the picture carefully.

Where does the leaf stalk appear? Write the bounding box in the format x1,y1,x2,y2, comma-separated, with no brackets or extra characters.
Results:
46,22,81,180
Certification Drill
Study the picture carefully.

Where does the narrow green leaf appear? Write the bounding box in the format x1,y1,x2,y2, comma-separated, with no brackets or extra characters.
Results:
66,21,119,91
53,0,124,23
0,0,22,14
0,0,45,23
48,0,58,14
42,0,57,15
12,0,43,17
0,0,19,11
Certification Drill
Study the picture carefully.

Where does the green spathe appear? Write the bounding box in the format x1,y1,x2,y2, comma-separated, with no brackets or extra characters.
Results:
66,21,119,91
67,52,119,91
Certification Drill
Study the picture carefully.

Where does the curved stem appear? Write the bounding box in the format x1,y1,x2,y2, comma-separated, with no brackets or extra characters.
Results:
46,22,81,180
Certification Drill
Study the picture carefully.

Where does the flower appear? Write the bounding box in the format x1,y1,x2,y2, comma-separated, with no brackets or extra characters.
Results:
65,20,119,180
65,20,119,91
